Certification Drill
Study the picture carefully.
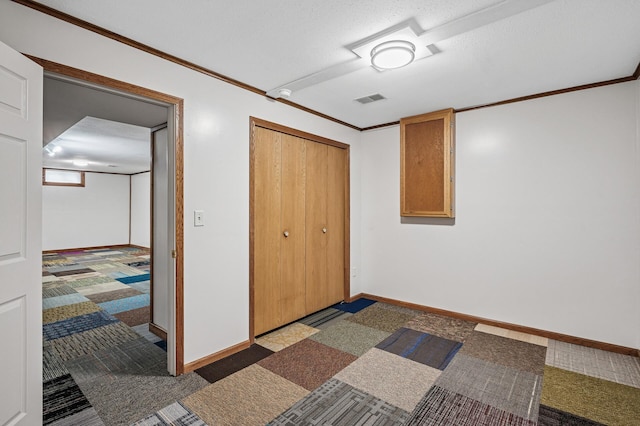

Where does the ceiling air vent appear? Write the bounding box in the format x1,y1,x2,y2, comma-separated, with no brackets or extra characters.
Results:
355,93,386,104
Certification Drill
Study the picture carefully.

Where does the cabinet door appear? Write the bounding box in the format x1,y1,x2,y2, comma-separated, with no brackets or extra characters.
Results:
326,145,346,305
253,127,283,335
280,134,307,324
305,141,329,314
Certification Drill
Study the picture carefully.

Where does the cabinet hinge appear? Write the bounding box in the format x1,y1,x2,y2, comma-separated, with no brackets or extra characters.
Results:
171,250,177,259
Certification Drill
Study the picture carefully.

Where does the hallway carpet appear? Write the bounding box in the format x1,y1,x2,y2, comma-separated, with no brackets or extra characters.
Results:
42,248,640,425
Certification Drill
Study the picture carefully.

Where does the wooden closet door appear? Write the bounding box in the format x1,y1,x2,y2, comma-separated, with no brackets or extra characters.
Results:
305,140,329,314
253,127,283,335
326,145,346,304
280,134,306,324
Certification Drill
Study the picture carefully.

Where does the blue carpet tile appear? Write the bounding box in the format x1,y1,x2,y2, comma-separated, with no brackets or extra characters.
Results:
155,340,168,351
129,280,151,294
43,311,120,341
43,374,93,425
98,294,150,315
116,273,151,284
42,293,90,310
332,298,376,313
376,327,462,370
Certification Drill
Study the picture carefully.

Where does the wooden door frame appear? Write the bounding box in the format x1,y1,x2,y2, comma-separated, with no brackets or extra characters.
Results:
249,117,350,342
31,56,186,375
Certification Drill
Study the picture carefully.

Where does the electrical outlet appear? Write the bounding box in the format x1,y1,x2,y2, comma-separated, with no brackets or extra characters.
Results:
194,210,204,227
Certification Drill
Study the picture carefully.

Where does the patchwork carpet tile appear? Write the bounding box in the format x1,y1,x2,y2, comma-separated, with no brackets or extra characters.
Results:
182,364,309,426
406,385,537,426
48,322,141,361
42,293,90,310
332,298,376,313
79,369,208,426
84,287,142,304
116,273,151,284
195,344,273,384
132,323,164,344
376,327,462,370
43,343,70,382
114,306,151,327
65,337,167,384
334,348,441,412
43,310,120,341
436,353,542,422
405,311,477,342
255,322,319,352
538,404,606,426
540,365,640,426
48,407,104,426
474,323,549,346
52,267,97,277
43,275,63,283
309,320,391,357
375,302,422,316
98,293,150,315
42,284,77,299
258,339,357,390
75,281,130,296
346,303,417,333
131,401,207,426
65,275,117,289
545,340,640,388
459,331,546,375
269,378,410,426
43,374,93,425
43,301,102,324
298,307,352,330
129,280,151,294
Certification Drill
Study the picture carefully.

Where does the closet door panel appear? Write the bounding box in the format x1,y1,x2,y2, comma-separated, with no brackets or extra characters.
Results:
327,146,346,304
305,141,329,313
253,128,282,335
280,134,307,324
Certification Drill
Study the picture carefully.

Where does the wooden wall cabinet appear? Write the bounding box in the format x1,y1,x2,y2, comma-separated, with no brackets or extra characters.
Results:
400,108,455,218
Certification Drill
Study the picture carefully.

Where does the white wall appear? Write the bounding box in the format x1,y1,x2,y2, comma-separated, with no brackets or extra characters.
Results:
130,172,150,248
361,81,640,349
43,172,130,250
0,2,363,364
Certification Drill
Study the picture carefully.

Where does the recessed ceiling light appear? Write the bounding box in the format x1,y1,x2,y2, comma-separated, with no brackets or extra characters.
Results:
370,40,416,70
52,146,62,153
73,159,89,167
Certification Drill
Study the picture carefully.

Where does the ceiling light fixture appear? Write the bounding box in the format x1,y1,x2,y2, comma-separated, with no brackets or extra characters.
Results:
370,40,416,70
73,159,89,167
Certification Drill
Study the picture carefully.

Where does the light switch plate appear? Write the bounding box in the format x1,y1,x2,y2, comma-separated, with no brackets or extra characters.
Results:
194,210,204,227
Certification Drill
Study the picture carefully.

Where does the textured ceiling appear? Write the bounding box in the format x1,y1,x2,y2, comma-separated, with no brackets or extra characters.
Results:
33,0,640,128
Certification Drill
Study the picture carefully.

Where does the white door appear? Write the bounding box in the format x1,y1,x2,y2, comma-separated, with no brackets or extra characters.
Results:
0,41,43,426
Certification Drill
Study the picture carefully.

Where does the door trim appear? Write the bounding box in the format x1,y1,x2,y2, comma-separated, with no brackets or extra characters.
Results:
249,117,351,342
31,56,186,375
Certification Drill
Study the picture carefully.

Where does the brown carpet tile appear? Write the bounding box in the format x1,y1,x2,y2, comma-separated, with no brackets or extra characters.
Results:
182,364,309,426
460,330,547,375
258,338,357,391
113,306,150,327
84,287,142,304
346,304,417,333
309,320,391,356
43,302,102,324
405,311,477,342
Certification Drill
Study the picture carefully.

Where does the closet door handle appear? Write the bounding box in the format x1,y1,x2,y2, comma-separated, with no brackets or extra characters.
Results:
322,227,327,233
283,231,289,238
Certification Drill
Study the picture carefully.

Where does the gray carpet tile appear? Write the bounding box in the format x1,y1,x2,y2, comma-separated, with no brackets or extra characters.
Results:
545,339,640,388
43,374,93,425
131,401,207,426
269,378,410,426
42,285,78,299
538,404,606,426
436,353,543,422
48,407,104,426
309,320,391,356
131,323,163,343
43,343,70,382
48,322,141,361
65,337,168,384
298,307,352,330
79,369,208,426
406,385,537,426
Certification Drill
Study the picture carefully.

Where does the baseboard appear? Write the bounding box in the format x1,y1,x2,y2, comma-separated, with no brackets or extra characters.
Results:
183,340,251,373
43,244,143,254
149,323,167,341
358,293,639,357
129,244,151,250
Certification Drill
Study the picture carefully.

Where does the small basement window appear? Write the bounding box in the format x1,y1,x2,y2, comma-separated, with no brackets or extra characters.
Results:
42,169,85,187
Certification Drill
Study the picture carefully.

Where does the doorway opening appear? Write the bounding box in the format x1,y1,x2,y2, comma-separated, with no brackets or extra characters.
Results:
36,57,185,375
